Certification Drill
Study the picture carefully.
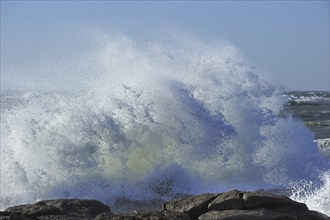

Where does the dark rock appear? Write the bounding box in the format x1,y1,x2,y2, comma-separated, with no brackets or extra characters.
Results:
0,210,37,220
111,198,164,214
4,199,111,219
95,210,191,220
163,193,217,219
95,212,139,220
132,210,191,220
198,209,297,220
2,191,329,220
4,202,61,217
208,190,244,211
242,191,308,211
208,190,309,212
297,210,330,220
0,216,34,220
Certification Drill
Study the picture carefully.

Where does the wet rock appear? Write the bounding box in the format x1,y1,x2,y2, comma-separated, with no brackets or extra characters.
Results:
208,190,244,211
0,210,37,220
198,209,297,220
163,193,217,219
4,201,61,218
164,190,329,220
2,190,329,220
95,210,191,220
111,198,164,214
242,191,308,210
132,210,191,220
297,210,330,220
95,212,139,220
4,199,110,219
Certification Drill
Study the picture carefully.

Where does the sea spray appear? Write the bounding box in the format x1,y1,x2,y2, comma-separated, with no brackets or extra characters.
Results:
1,30,328,214
290,171,330,216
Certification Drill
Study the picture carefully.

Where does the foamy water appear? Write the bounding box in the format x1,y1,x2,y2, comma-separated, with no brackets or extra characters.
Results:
1,30,329,215
290,171,330,216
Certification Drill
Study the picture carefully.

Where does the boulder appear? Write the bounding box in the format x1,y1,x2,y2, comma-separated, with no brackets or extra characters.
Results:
297,210,330,220
198,209,297,220
208,190,244,211
164,190,329,220
95,212,140,220
4,201,61,217
242,191,308,210
4,199,111,219
95,210,191,220
132,210,191,220
1,190,329,220
163,193,217,219
0,211,37,219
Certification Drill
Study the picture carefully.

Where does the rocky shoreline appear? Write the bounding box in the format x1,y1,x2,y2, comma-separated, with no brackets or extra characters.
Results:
1,190,329,220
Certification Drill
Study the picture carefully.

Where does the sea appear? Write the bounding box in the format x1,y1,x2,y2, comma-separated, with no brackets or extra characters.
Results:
1,33,329,215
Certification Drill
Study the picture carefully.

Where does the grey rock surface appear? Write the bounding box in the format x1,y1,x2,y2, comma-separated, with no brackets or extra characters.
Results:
163,193,217,219
198,209,297,220
2,199,111,220
208,190,244,211
242,191,308,210
1,190,329,220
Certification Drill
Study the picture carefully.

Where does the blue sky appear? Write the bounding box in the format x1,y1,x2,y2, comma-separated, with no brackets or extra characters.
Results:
1,0,329,90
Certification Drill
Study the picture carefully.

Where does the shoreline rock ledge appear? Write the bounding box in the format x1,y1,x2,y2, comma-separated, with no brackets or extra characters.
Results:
1,190,329,220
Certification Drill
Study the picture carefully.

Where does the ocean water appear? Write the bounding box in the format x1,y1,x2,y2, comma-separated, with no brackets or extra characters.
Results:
282,91,330,156
281,91,330,215
1,32,329,215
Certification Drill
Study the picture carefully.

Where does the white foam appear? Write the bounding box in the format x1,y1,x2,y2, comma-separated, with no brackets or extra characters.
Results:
290,171,330,216
1,31,328,215
314,138,330,157
288,93,330,104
